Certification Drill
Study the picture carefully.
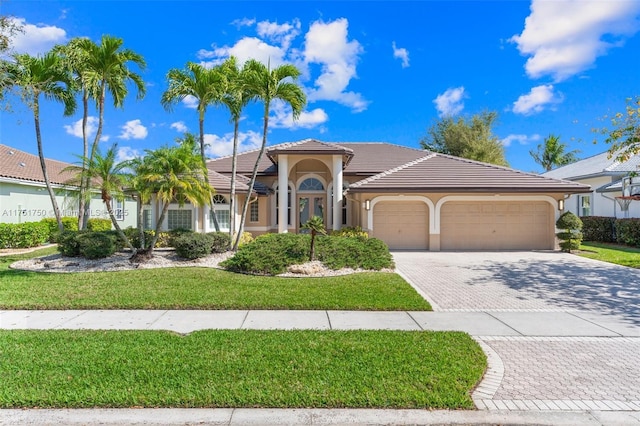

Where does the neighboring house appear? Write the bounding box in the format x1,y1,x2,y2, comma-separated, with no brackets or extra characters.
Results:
0,144,137,229
176,138,589,251
542,150,640,220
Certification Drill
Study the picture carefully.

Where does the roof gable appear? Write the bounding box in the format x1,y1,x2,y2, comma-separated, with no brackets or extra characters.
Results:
542,150,640,180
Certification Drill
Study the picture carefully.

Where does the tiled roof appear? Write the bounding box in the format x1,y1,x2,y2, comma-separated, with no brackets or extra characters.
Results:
0,143,75,185
542,150,640,180
207,139,427,175
266,139,354,167
347,152,591,193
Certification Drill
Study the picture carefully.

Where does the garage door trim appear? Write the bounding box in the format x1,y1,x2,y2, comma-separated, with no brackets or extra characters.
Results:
368,196,436,234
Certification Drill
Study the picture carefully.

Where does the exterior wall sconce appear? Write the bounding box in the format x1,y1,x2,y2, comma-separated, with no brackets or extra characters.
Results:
365,199,371,211
558,199,565,211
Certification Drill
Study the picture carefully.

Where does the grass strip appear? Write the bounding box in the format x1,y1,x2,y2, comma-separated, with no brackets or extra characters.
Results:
0,329,485,409
0,248,430,311
579,242,640,269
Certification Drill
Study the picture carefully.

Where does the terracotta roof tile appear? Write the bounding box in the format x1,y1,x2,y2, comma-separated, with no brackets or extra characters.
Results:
0,144,76,186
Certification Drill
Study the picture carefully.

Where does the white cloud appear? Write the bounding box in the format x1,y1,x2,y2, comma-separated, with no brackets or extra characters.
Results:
64,116,98,138
116,146,141,163
182,95,199,109
231,17,256,29
170,121,188,133
9,17,67,55
204,130,263,158
433,86,466,117
101,135,111,142
118,119,148,140
198,37,287,68
510,0,640,81
392,41,410,68
269,100,329,129
257,19,301,50
512,84,563,115
304,18,368,112
501,133,541,147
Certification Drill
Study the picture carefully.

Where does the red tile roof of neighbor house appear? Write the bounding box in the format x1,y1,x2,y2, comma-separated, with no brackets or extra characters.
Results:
347,153,593,193
0,143,76,186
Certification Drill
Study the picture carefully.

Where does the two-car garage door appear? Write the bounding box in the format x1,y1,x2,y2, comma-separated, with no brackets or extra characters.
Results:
372,200,553,250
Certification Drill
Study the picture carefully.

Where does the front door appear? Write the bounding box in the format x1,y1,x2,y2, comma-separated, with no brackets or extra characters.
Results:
298,196,325,230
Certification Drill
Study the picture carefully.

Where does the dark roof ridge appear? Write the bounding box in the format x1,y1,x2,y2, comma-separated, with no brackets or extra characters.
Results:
339,141,426,153
349,153,437,188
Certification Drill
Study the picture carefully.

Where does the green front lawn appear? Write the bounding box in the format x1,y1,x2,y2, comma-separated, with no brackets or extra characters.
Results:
579,242,640,269
0,329,485,409
0,248,430,311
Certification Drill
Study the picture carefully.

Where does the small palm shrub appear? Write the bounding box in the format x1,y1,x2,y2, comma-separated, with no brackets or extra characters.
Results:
301,215,327,261
556,211,583,252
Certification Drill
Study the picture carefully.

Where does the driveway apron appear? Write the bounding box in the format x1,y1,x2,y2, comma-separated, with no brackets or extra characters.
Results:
393,251,640,412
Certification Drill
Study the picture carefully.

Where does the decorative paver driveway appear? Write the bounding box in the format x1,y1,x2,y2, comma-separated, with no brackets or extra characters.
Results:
393,251,640,412
393,251,640,325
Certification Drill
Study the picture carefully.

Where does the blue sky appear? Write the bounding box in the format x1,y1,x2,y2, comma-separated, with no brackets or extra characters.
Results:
2,0,640,173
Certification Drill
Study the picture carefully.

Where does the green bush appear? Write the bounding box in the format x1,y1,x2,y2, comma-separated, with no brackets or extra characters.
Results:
556,211,583,252
167,228,193,247
87,218,112,232
234,231,254,247
581,216,616,243
615,219,640,247
0,222,49,248
174,233,215,260
221,233,394,275
222,233,309,275
57,230,83,257
207,232,231,253
76,232,118,259
330,226,369,239
41,216,78,242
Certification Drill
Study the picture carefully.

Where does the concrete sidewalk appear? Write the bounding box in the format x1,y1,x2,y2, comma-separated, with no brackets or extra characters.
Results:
2,309,639,336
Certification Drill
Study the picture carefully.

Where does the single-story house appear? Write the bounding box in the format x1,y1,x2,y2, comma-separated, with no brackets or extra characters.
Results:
0,143,137,229
175,139,590,251
542,150,640,219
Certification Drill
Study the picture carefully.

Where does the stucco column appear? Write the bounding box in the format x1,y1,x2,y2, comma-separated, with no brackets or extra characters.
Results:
278,154,289,233
332,155,343,231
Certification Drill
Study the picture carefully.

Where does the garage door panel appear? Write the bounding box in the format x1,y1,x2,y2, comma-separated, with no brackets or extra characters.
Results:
440,201,552,250
373,201,429,250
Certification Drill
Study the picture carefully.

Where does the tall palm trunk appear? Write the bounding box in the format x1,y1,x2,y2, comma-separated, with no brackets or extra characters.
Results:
201,110,220,232
78,89,90,230
150,201,171,251
89,82,106,173
103,195,136,253
229,117,240,244
234,102,269,250
33,95,64,232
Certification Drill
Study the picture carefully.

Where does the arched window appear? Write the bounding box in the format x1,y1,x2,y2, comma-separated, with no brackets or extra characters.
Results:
298,178,324,191
212,194,228,204
210,194,230,231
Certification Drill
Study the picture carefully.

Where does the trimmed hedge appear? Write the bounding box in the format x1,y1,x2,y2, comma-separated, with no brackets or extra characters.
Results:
173,233,215,260
0,222,50,248
208,232,231,253
581,216,616,243
616,219,640,247
40,217,78,242
87,218,112,232
221,233,394,275
76,232,118,259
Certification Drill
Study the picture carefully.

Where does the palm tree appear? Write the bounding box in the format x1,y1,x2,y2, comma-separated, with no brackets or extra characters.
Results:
301,215,326,261
6,52,76,232
65,143,136,253
136,134,214,254
219,56,256,243
124,156,153,250
233,60,306,250
72,35,146,228
530,134,581,172
161,62,226,231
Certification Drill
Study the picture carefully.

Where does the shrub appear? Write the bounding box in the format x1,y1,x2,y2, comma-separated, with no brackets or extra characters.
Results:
556,211,583,252
167,228,193,247
0,222,49,248
581,216,616,243
87,218,112,232
76,232,118,259
41,217,78,242
331,226,369,239
222,233,309,275
174,233,215,260
207,232,231,253
221,233,394,275
57,230,83,257
234,231,254,247
615,218,640,247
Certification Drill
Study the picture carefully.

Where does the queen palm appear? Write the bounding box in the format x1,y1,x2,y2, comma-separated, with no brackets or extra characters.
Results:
136,134,214,254
7,52,76,232
219,56,256,242
161,62,227,231
530,134,580,172
234,60,306,250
